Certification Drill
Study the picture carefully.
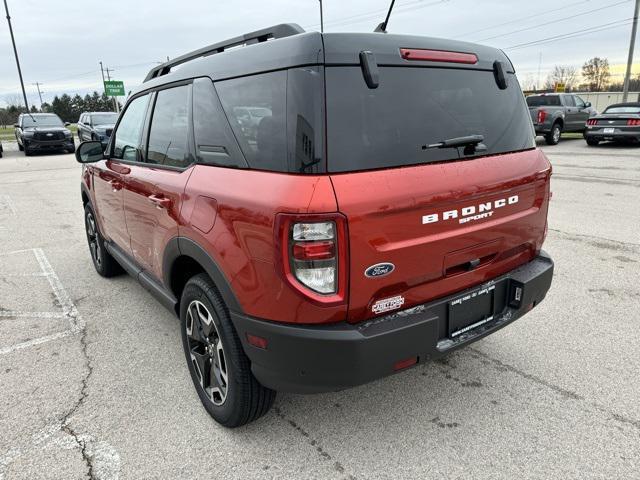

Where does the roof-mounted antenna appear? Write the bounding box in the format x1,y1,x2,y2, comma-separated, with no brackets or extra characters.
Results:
374,0,396,33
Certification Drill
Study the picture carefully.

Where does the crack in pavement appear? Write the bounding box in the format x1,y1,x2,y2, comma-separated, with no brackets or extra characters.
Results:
60,322,96,480
468,347,640,433
273,406,357,480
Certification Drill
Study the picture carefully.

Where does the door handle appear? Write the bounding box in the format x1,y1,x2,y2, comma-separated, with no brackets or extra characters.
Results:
148,194,171,209
108,180,123,191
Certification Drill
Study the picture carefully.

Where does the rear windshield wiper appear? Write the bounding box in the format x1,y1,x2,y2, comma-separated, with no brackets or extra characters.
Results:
422,135,487,155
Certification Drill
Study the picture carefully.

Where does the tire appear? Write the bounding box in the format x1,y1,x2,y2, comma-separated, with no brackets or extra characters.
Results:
24,146,32,156
84,203,123,277
17,140,24,151
544,123,562,145
180,273,275,428
67,146,76,154
586,138,599,147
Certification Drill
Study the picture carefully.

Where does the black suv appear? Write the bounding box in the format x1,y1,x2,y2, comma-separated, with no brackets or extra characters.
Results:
15,113,75,155
77,112,118,146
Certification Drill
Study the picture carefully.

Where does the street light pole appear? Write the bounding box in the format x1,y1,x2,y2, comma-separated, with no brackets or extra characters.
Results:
3,0,30,113
622,0,639,102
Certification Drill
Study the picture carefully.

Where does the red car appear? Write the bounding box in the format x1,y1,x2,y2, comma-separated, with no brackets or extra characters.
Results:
76,24,553,427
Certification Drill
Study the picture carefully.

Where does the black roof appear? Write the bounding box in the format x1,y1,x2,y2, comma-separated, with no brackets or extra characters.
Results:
133,23,514,97
605,102,640,108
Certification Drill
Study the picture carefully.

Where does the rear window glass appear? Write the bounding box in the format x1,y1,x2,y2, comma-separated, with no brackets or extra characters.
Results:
526,95,561,107
326,67,535,173
604,106,640,114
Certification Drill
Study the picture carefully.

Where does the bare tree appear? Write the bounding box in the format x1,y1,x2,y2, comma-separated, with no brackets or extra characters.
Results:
582,57,611,92
544,65,578,91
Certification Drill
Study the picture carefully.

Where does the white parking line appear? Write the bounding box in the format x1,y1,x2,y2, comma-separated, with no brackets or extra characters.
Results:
0,248,84,355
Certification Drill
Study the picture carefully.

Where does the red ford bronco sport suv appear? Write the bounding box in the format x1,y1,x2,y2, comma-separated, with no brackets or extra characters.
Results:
76,24,553,427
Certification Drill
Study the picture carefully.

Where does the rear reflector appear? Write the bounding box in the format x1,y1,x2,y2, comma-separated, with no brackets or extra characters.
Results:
246,333,268,349
292,240,335,260
394,356,418,371
400,48,478,64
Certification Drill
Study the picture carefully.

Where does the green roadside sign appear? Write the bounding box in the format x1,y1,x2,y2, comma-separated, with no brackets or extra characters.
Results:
104,80,125,96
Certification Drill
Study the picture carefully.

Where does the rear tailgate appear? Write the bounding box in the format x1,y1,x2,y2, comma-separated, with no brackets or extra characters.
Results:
331,150,550,321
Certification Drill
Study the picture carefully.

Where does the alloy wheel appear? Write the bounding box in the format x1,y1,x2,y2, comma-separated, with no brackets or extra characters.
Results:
185,300,229,405
85,211,102,267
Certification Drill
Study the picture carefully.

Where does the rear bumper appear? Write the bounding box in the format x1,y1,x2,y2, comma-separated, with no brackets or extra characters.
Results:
584,129,640,142
232,251,554,393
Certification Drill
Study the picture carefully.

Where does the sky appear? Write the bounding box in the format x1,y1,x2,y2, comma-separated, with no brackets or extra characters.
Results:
1,0,638,107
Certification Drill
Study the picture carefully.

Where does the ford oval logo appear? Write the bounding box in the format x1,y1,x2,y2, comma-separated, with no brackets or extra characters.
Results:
365,263,395,278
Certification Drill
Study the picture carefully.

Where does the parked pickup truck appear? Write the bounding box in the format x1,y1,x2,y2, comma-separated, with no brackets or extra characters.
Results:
526,93,595,145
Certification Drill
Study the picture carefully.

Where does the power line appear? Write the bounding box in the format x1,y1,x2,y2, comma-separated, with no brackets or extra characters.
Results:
304,0,449,30
476,0,631,42
505,18,633,50
453,0,592,39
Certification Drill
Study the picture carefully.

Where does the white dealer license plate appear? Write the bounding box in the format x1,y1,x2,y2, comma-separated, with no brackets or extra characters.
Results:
603,128,615,134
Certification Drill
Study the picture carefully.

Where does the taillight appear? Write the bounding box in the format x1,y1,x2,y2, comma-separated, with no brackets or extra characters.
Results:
587,119,598,126
291,222,337,294
627,119,640,126
275,214,348,305
537,110,547,124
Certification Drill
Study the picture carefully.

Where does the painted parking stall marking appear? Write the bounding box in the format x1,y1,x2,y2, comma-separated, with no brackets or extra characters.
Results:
0,247,84,355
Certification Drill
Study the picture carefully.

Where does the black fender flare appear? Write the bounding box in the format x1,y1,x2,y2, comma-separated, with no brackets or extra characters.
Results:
163,236,242,313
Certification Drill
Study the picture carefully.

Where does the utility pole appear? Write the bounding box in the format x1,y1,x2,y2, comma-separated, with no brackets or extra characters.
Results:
622,0,639,102
4,0,31,113
537,52,543,92
100,61,120,113
32,82,44,109
104,66,119,113
319,0,324,33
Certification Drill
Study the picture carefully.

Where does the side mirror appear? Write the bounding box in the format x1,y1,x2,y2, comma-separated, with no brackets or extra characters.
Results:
64,122,71,126
14,124,19,128
76,141,104,164
585,102,592,108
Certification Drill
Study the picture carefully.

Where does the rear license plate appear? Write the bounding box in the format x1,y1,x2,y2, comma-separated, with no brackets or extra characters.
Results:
448,285,496,338
603,128,615,134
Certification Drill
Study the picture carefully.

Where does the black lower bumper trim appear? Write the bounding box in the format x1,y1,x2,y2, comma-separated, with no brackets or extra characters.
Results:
231,251,554,394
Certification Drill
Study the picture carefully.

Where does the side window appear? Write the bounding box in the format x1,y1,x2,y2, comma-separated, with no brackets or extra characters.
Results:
216,70,287,172
574,96,585,108
112,95,149,161
192,78,247,168
146,85,191,168
564,95,575,107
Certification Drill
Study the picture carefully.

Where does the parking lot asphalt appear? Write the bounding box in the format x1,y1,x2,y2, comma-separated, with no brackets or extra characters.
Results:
0,138,639,479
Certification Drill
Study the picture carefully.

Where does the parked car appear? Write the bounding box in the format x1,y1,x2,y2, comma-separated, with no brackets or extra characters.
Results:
75,23,554,427
0,140,3,158
14,113,75,156
584,102,640,146
526,93,594,145
77,112,118,147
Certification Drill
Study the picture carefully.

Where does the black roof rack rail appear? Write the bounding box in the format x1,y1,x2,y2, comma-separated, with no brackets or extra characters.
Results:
143,23,305,82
